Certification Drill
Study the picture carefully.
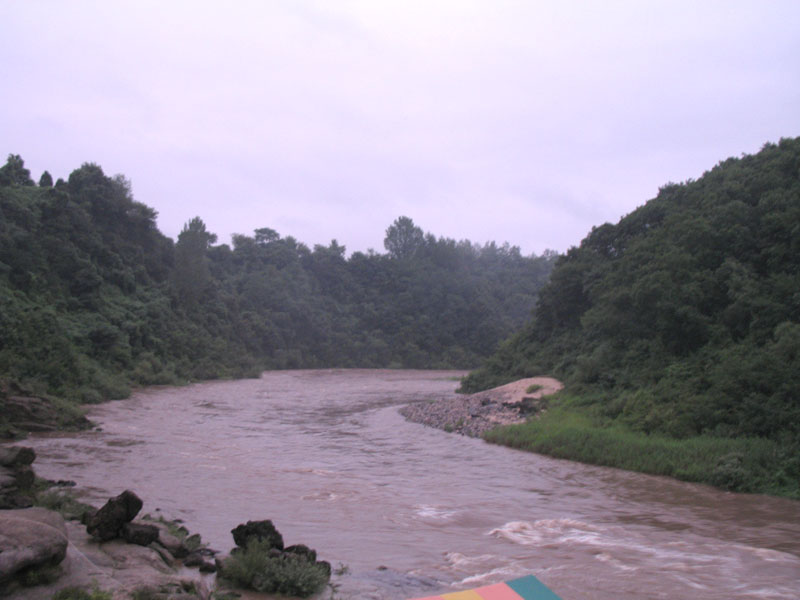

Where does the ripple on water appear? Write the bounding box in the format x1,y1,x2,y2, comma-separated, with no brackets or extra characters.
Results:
15,370,800,600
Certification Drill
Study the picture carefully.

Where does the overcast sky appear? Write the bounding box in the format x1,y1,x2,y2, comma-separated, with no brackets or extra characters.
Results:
2,1,798,255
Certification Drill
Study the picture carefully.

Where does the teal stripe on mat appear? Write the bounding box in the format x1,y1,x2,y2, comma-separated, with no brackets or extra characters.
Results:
506,575,562,600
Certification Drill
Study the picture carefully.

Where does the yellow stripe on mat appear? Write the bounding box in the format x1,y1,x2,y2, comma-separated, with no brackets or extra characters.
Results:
441,591,486,600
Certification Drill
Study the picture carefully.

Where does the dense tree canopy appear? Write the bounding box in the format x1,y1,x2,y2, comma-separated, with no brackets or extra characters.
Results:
0,154,556,431
0,154,34,187
462,137,800,450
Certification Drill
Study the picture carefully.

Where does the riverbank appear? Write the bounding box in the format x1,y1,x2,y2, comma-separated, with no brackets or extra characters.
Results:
400,377,562,437
486,396,800,499
0,445,340,600
0,383,92,440
403,379,799,499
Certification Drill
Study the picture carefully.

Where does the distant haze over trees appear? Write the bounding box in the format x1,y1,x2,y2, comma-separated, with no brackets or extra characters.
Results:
0,154,556,426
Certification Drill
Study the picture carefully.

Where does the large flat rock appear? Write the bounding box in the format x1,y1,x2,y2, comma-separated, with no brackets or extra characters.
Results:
0,507,68,581
3,519,207,600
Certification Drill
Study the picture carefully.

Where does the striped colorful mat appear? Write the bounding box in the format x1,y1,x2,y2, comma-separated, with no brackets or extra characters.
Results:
410,574,561,600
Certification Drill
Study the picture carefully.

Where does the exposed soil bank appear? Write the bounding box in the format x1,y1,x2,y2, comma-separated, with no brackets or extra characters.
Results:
400,377,563,437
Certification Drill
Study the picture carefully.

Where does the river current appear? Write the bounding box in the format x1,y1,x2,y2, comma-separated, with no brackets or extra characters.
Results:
22,370,800,599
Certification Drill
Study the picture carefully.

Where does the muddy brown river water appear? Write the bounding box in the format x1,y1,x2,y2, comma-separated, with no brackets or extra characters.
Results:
21,370,800,599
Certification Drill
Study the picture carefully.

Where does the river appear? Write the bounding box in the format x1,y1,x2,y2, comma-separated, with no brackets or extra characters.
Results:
21,370,800,599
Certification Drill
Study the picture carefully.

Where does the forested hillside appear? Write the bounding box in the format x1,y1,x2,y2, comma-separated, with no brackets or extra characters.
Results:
0,154,555,435
462,138,800,496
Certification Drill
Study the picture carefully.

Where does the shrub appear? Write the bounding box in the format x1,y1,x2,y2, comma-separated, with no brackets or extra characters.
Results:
36,489,96,521
220,539,329,598
710,452,749,491
20,564,61,587
51,583,112,600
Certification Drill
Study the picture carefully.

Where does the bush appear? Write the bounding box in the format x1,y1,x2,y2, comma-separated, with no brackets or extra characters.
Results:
51,583,112,600
220,539,330,598
20,564,61,587
710,452,749,491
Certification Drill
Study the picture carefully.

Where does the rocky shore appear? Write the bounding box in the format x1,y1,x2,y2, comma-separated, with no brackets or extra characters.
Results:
0,383,92,439
0,446,332,600
400,377,563,437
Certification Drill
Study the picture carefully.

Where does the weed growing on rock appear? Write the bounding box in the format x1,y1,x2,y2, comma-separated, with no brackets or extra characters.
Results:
51,583,112,600
35,489,96,521
19,564,61,587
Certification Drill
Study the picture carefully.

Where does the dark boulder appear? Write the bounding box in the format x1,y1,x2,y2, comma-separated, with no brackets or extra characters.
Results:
0,469,14,490
184,551,216,573
231,519,284,550
198,561,216,573
0,490,33,509
285,544,317,563
12,465,34,489
0,447,37,510
121,522,159,546
86,490,143,541
0,446,35,467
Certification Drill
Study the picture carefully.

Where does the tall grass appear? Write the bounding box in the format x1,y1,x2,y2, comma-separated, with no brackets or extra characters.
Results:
483,399,799,498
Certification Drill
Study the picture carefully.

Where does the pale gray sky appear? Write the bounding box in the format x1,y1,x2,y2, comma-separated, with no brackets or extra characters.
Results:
2,1,798,255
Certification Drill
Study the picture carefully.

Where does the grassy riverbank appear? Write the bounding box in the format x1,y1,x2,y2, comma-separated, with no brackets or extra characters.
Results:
483,394,800,499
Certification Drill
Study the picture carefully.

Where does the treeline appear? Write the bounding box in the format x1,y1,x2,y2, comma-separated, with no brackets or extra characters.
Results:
462,138,800,494
0,155,556,419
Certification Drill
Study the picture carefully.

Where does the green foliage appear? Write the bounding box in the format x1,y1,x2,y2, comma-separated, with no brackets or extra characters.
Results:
51,584,113,600
220,539,330,598
130,587,161,600
39,171,54,187
0,158,555,433
35,489,96,521
210,592,241,600
130,582,201,600
484,396,799,498
0,154,34,186
140,514,206,551
384,216,424,259
19,564,61,587
469,137,800,496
